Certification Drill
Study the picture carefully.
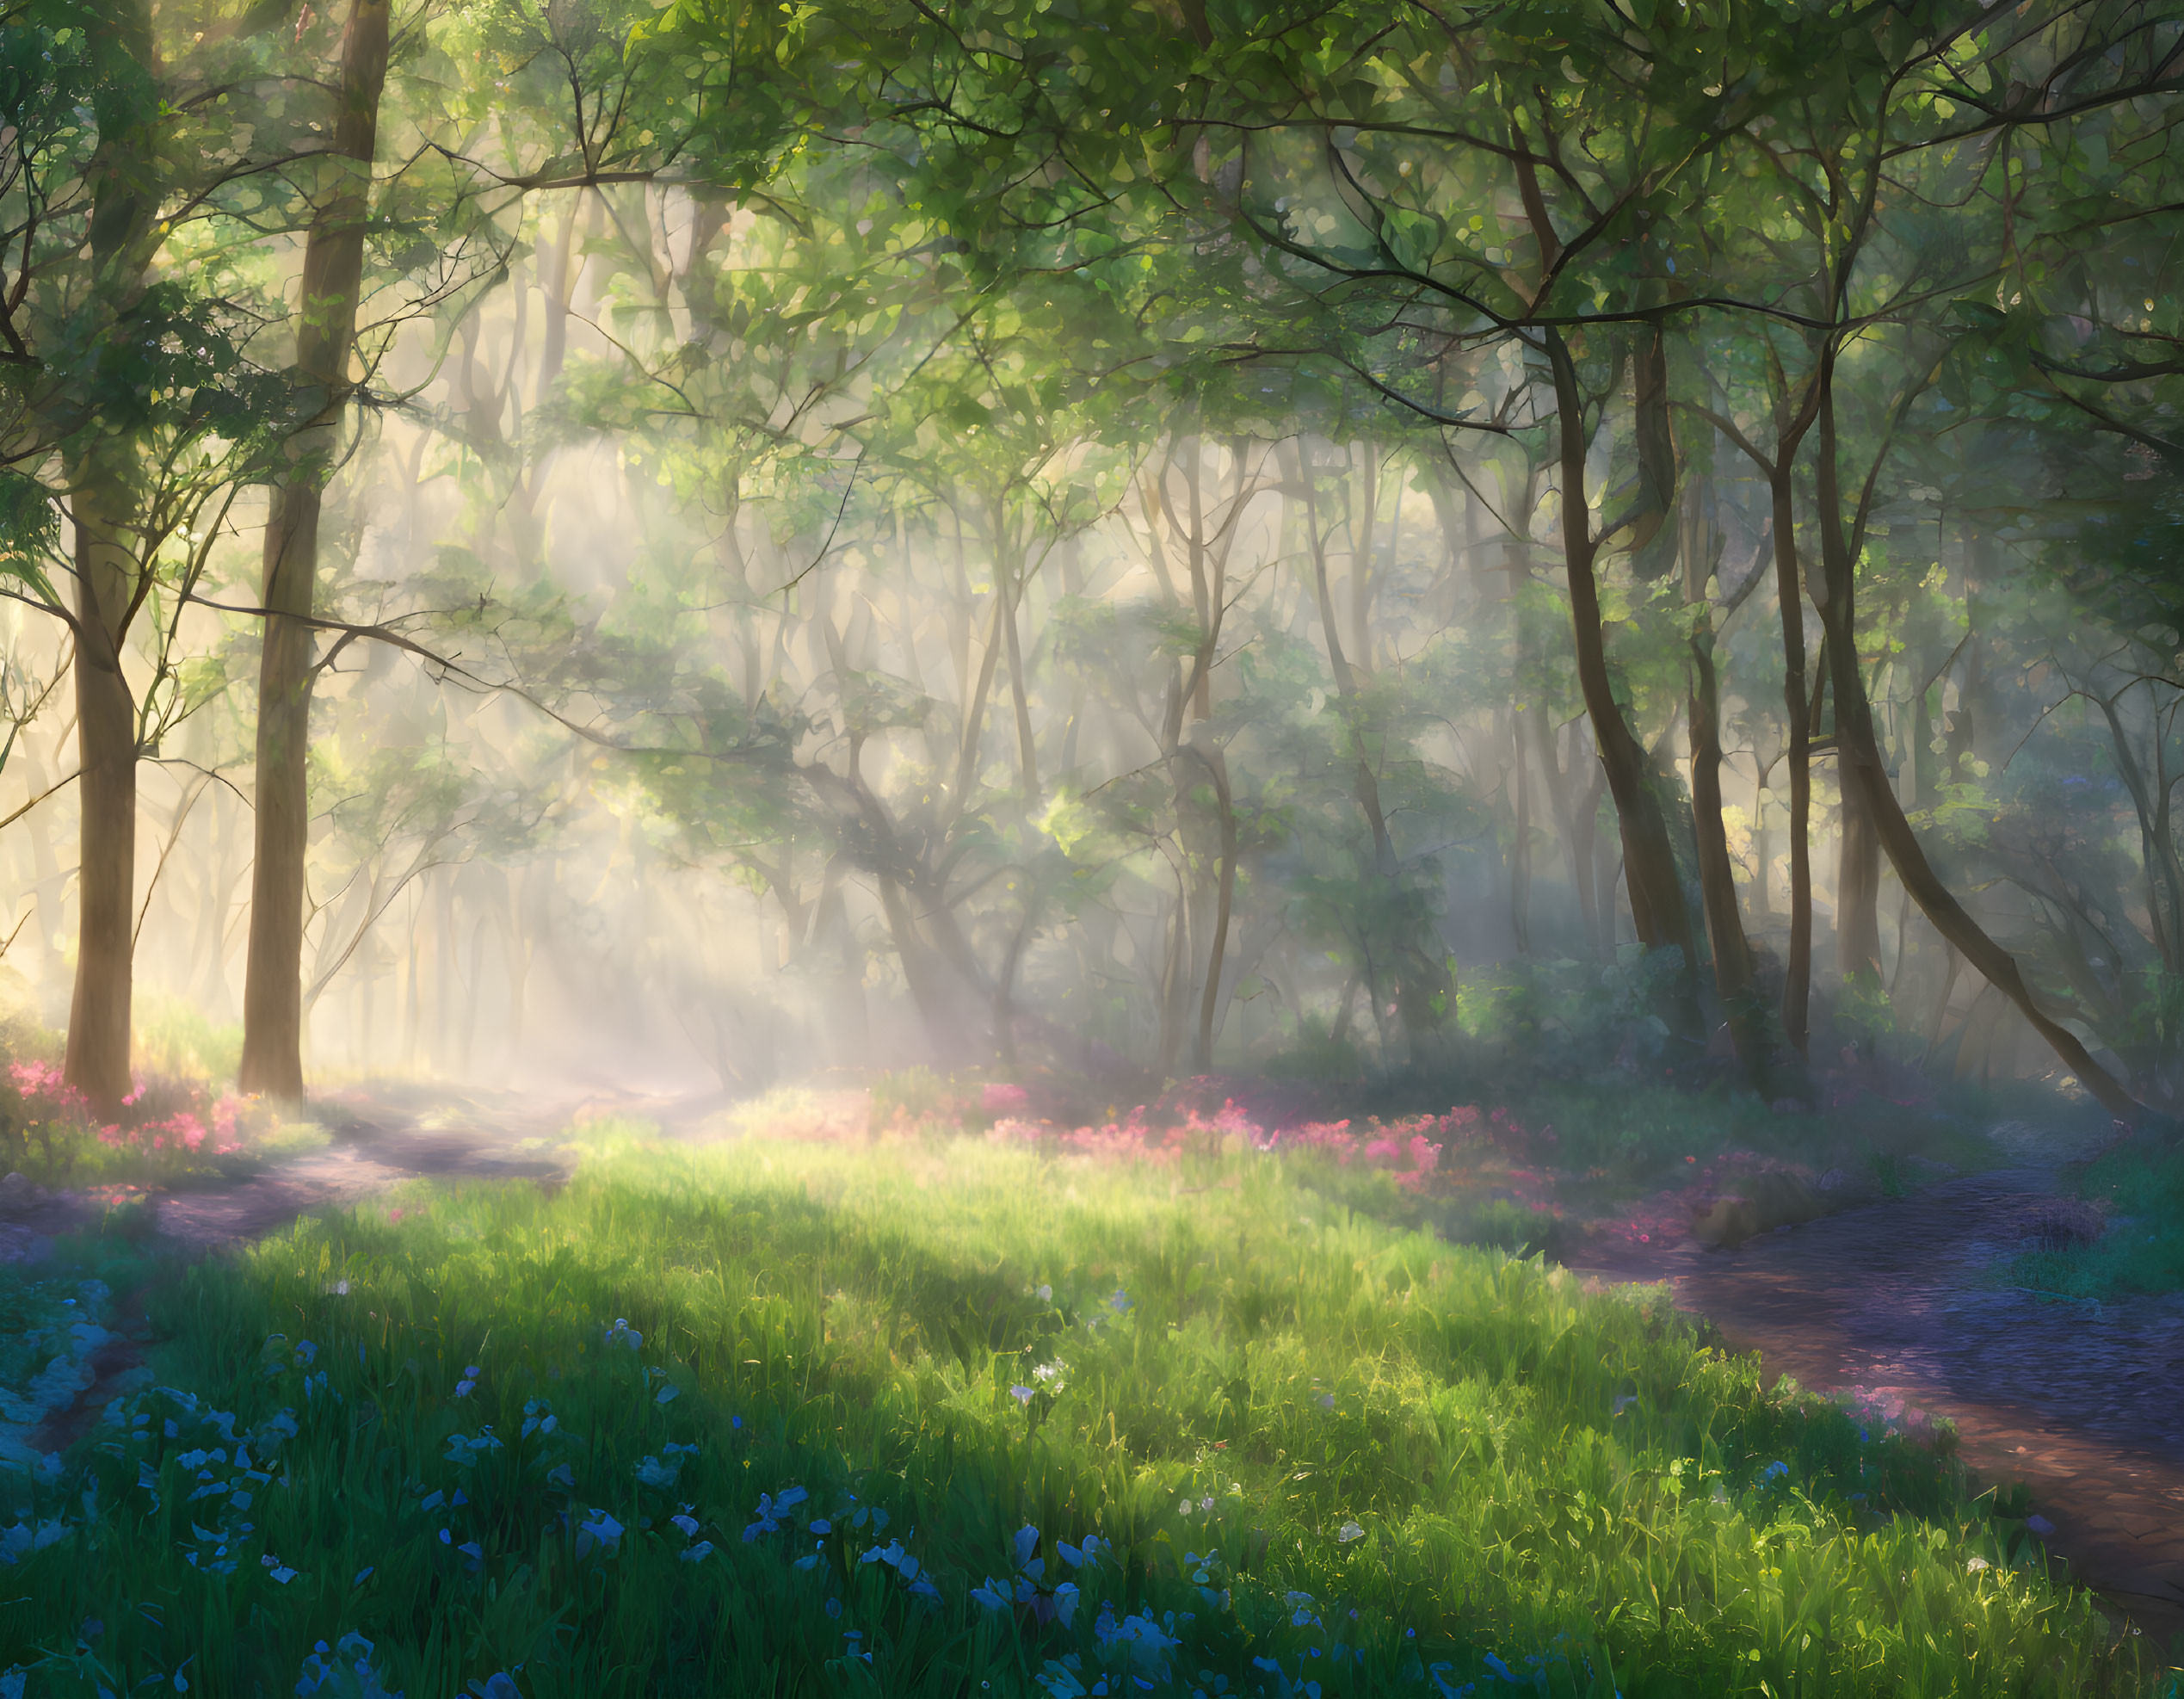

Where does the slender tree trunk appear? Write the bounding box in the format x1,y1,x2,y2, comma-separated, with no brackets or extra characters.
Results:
64,475,139,1115
1545,332,1702,1037
1768,462,1815,1054
1193,746,1237,1072
239,0,391,1098
1688,572,1759,1072
1811,375,2144,1121
1529,711,1596,953
1509,712,1533,956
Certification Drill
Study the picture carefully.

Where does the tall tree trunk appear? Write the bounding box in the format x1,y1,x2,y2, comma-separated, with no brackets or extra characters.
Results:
1835,773,1883,983
60,0,159,1116
239,0,392,1098
1811,374,2145,1121
1545,331,1703,1037
64,473,139,1115
1769,462,1816,1056
1685,495,1760,1078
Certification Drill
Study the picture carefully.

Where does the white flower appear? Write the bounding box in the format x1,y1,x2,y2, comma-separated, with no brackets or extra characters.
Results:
1336,1520,1365,1543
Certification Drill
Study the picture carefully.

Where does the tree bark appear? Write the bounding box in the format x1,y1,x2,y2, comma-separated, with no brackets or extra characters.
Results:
1835,769,1884,983
1545,331,1703,1037
63,473,139,1115
1811,374,2145,1121
1769,462,1816,1056
1685,500,1760,1077
239,0,391,1099
1192,744,1237,1072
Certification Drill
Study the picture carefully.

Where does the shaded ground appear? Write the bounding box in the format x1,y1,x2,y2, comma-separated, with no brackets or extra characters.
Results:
1570,1120,2184,1647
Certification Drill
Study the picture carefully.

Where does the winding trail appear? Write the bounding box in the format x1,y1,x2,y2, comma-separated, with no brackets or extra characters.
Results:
0,1082,717,1460
1569,1131,2184,1646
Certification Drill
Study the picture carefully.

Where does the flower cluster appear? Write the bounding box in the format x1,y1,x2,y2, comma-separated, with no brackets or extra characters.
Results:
5,1059,250,1173
1835,1386,1950,1450
109,1387,305,1585
296,1633,404,1698
986,1093,1478,1193
1252,1116,1448,1190
971,1524,1108,1630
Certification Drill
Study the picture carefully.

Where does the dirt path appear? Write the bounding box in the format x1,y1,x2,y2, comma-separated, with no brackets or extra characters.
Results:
1570,1139,2184,1646
1,1081,721,1459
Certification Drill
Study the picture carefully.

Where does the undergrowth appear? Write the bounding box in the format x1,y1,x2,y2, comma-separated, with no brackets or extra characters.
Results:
2003,1135,2184,1300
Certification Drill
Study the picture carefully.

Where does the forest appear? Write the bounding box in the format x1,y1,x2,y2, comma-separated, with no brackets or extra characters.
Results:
0,0,2181,1694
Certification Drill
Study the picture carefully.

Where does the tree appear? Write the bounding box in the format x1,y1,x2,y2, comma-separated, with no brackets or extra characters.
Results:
238,0,392,1098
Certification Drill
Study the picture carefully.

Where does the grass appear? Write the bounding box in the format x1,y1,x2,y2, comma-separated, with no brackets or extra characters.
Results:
2002,1134,2184,1301
0,1118,2165,1697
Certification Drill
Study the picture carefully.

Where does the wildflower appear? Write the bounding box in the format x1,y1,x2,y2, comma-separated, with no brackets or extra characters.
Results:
1317,1393,1336,1411
1336,1520,1365,1543
1056,1535,1107,1568
679,1541,716,1563
464,1678,522,1699
1484,1653,1516,1682
444,1430,503,1467
1966,1556,1990,1572
1011,1385,1035,1405
1033,1360,1064,1383
575,1509,624,1558
1108,1290,1132,1313
635,1443,698,1489
603,1318,643,1352
743,1486,809,1540
454,1367,480,1399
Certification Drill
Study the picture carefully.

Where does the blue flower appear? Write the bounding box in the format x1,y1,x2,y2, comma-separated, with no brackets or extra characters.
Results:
1011,1385,1035,1405
575,1509,624,1558
743,1486,808,1540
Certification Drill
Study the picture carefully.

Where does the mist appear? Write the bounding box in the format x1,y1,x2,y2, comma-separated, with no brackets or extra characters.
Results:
3,0,2183,1689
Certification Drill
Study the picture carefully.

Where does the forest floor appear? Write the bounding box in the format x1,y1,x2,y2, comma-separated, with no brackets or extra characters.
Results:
2,1078,2179,1678
1567,1116,2184,1646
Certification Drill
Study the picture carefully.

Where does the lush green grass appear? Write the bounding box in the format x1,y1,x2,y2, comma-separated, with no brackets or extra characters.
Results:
0,1121,2162,1696
2003,1136,2184,1300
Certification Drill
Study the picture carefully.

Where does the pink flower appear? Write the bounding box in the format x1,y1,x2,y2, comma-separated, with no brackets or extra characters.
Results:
982,1083,1031,1115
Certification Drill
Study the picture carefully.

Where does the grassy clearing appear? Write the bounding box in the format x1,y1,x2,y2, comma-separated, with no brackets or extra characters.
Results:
0,1121,2163,1696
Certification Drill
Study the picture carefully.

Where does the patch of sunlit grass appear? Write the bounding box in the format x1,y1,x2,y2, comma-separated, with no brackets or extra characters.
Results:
0,1129,2156,1696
